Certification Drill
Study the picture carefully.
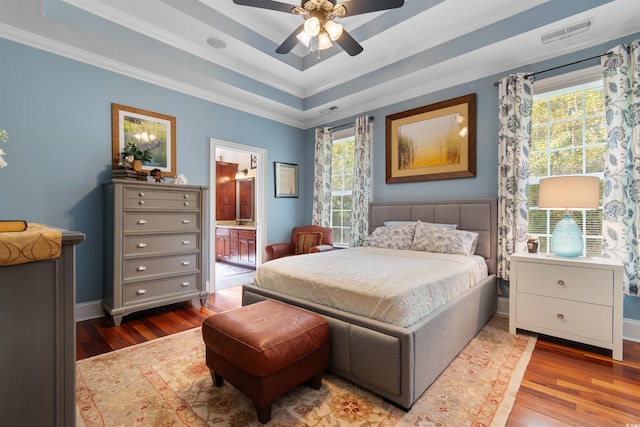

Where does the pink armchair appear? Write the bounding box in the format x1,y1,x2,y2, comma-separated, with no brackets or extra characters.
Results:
265,225,334,261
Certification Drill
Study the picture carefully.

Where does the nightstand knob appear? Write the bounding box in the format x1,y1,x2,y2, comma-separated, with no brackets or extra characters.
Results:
557,280,565,286
557,313,565,319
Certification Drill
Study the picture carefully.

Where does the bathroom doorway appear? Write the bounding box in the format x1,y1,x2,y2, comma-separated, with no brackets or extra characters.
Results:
209,138,267,292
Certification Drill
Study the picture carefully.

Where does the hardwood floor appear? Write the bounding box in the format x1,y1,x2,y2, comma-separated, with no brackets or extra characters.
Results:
76,287,640,426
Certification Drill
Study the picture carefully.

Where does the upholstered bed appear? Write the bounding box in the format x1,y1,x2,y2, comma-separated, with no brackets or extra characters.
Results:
242,198,498,409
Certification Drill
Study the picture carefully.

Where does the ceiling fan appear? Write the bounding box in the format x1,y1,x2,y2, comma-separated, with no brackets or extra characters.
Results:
232,0,405,57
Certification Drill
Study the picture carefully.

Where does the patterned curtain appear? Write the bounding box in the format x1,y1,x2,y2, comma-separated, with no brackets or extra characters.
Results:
312,127,333,227
497,74,533,280
601,39,640,297
350,115,372,247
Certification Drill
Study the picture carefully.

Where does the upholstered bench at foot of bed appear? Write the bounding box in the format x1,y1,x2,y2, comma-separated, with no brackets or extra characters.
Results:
201,299,330,424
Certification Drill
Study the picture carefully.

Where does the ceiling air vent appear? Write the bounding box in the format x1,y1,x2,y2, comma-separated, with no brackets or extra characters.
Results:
541,19,591,44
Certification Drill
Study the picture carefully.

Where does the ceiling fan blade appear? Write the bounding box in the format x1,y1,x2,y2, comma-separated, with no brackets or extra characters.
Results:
276,24,305,54
335,29,363,56
338,0,404,17
232,0,297,14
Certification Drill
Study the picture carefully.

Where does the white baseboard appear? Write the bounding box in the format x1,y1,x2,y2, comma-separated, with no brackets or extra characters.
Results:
496,296,509,317
623,318,640,343
76,300,104,322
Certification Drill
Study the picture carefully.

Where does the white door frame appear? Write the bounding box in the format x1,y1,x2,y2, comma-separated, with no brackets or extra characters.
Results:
209,138,267,292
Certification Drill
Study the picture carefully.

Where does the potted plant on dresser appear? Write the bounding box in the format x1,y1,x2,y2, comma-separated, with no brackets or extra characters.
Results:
121,141,151,171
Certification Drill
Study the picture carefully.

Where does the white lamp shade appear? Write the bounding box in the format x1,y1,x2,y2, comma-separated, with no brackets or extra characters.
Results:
318,32,333,50
325,20,343,41
538,176,600,210
296,30,311,47
304,17,321,37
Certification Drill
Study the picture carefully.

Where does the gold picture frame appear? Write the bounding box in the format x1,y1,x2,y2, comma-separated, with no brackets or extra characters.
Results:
274,162,299,198
385,93,476,183
111,103,176,176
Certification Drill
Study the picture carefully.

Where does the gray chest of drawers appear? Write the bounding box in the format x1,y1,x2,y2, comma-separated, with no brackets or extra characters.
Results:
103,179,209,326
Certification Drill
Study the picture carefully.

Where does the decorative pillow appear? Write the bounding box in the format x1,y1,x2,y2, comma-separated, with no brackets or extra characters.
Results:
294,232,323,255
410,221,478,256
364,224,415,250
383,220,457,229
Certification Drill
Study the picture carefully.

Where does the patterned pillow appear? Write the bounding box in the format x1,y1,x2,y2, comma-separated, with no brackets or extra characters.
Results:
410,221,478,256
294,232,323,255
383,220,457,229
364,224,415,250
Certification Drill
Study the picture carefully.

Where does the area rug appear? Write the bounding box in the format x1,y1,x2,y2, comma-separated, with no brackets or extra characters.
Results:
76,315,536,427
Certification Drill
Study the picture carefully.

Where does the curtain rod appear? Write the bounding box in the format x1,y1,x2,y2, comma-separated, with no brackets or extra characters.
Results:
493,51,613,87
331,116,375,131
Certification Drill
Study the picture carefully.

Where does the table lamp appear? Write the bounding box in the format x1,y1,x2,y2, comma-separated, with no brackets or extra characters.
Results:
538,175,599,258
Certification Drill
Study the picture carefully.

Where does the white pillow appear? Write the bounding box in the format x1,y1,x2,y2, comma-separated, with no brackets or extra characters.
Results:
364,224,415,250
383,220,457,229
410,221,478,256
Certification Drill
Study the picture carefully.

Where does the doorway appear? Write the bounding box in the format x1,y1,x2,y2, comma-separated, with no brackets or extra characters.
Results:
209,138,267,293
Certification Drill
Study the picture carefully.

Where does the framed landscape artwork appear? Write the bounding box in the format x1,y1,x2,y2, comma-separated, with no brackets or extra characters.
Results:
111,103,177,176
385,93,476,183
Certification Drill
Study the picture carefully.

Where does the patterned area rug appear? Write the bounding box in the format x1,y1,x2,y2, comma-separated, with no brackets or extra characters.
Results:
76,315,535,427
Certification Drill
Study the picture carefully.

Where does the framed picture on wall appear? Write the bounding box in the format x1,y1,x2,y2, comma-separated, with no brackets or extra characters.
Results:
274,162,298,198
385,93,476,183
111,103,177,176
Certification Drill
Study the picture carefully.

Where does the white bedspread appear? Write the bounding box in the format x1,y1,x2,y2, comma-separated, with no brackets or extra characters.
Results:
253,247,488,328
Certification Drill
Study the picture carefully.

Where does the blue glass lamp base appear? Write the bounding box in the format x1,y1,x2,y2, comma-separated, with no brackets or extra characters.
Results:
550,214,583,258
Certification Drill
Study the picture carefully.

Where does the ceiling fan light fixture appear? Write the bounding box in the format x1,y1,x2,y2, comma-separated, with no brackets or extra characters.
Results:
318,32,333,50
296,29,312,47
304,16,321,37
324,20,343,41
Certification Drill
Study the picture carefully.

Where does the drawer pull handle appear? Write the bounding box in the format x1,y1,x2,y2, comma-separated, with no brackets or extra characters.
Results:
181,282,190,287
182,240,190,245
139,200,144,205
136,266,147,272
139,192,144,197
137,243,147,248
136,219,147,225
556,313,565,319
136,289,146,295
181,261,190,266
184,202,189,206
183,194,189,199
557,280,565,286
182,219,191,224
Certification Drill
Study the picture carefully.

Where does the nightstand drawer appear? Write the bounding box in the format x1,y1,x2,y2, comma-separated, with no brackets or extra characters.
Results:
517,262,612,305
516,293,613,343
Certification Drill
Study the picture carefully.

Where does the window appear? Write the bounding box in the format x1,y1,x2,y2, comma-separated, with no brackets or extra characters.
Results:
528,72,606,256
331,129,355,247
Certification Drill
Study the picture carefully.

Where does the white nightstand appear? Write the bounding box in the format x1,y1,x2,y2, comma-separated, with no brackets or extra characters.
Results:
509,252,624,361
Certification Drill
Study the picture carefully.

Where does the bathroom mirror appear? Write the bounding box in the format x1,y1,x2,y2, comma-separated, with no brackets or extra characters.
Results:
236,177,254,221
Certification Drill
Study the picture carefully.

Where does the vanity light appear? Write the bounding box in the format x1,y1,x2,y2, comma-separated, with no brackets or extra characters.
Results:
235,168,249,180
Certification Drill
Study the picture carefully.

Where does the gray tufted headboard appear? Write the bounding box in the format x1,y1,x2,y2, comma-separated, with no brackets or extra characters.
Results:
368,198,498,275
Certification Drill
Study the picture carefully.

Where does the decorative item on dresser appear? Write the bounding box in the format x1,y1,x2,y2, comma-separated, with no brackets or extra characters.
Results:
509,252,623,360
103,179,209,326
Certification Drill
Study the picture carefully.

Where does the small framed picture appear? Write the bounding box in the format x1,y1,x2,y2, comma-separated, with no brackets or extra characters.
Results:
274,162,298,198
250,154,257,169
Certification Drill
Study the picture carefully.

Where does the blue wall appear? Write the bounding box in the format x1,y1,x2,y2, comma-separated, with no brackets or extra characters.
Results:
0,39,306,304
2,33,639,321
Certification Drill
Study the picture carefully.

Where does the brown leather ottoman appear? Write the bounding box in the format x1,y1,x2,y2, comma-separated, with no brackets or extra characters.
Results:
202,299,329,424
